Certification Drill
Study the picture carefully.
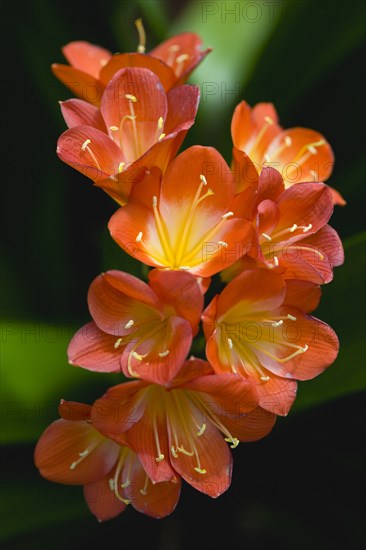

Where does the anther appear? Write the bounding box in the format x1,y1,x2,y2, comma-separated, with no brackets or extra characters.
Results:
158,350,170,357
136,232,143,243
227,338,233,349
109,126,119,131
200,174,207,185
171,446,178,458
125,94,137,102
197,423,207,436
157,116,164,129
132,351,145,361
289,224,298,232
301,344,309,352
222,211,234,219
176,54,189,64
302,224,312,232
114,338,123,349
273,256,279,267
158,133,166,141
121,480,131,488
140,488,148,495
307,145,317,155
225,437,239,449
272,320,283,327
152,195,158,207
262,233,272,241
194,467,207,474
264,154,271,163
310,169,318,181
108,479,115,490
261,375,270,382
287,314,297,321
124,320,134,329
155,454,165,462
135,18,146,54
218,241,228,248
264,116,274,125
118,162,125,173
81,139,91,151
285,136,292,147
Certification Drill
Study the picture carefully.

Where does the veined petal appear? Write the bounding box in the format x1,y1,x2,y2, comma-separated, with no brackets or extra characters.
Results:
300,224,344,268
58,400,92,422
88,271,161,335
34,419,119,485
101,67,168,162
99,53,176,91
215,269,286,320
51,64,104,105
164,85,200,135
148,269,204,331
60,99,107,132
265,127,334,184
62,41,112,79
84,474,126,521
57,126,124,182
125,454,181,518
67,322,122,373
210,404,277,441
231,147,259,194
254,376,297,416
283,280,321,313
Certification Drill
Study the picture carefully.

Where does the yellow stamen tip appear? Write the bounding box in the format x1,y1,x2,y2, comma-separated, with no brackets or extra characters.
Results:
125,94,137,102
194,467,207,474
155,454,165,463
81,139,91,151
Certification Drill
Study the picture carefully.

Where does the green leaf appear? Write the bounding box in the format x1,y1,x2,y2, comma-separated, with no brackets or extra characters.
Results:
293,232,366,412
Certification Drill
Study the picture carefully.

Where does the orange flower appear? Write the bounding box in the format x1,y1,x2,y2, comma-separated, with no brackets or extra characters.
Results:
224,168,344,284
68,269,203,385
91,358,276,497
109,146,254,277
231,101,345,205
202,269,339,416
57,67,199,204
34,400,181,521
52,30,210,105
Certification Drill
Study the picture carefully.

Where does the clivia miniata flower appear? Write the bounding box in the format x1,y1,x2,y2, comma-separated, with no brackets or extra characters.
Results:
223,168,344,285
231,100,345,205
91,358,276,497
202,269,339,416
34,400,181,520
109,146,254,277
52,22,210,105
68,269,203,385
57,67,199,204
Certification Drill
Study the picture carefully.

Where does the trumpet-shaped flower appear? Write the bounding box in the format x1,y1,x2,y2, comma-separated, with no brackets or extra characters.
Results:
34,400,181,521
52,31,210,105
68,269,203,385
231,100,345,204
91,358,276,497
223,168,344,284
57,67,199,204
202,269,339,416
109,146,254,277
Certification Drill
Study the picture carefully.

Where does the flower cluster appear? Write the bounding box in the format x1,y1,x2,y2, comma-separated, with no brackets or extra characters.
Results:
35,22,344,522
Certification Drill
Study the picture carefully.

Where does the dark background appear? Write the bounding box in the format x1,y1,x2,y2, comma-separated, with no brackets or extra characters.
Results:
1,1,365,549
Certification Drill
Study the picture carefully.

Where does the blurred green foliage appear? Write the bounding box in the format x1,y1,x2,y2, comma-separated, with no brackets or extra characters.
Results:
1,0,365,548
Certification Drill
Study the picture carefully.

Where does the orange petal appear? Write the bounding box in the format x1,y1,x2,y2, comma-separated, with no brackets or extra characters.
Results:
265,127,334,184
283,280,321,313
62,41,112,79
254,376,298,416
212,404,277,440
57,126,124,182
34,419,119,485
60,98,107,132
51,64,104,105
101,67,167,161
84,474,126,521
67,322,122,373
99,53,176,91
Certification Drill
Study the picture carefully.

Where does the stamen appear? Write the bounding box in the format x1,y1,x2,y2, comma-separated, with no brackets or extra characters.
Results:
109,125,119,131
307,145,317,155
69,448,91,470
158,350,170,357
224,437,239,449
262,233,272,241
194,467,207,474
157,116,164,130
99,58,108,67
196,423,207,436
273,255,279,267
272,320,283,327
222,211,234,219
124,320,134,329
155,454,164,462
177,445,194,456
108,478,115,491
135,18,146,54
289,224,298,232
121,480,131,488
264,116,274,125
125,94,137,103
200,174,207,185
285,135,292,147
176,53,189,64
152,196,157,207
118,162,125,173
152,194,175,265
81,139,91,151
302,224,312,232
114,338,123,349
310,169,318,181
260,375,270,382
227,337,233,349
131,351,145,361
167,44,180,66
135,231,143,243
153,413,165,463
264,154,271,163
171,445,179,458
218,241,228,247
140,475,149,496
249,116,274,155
158,133,166,141
287,314,297,321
